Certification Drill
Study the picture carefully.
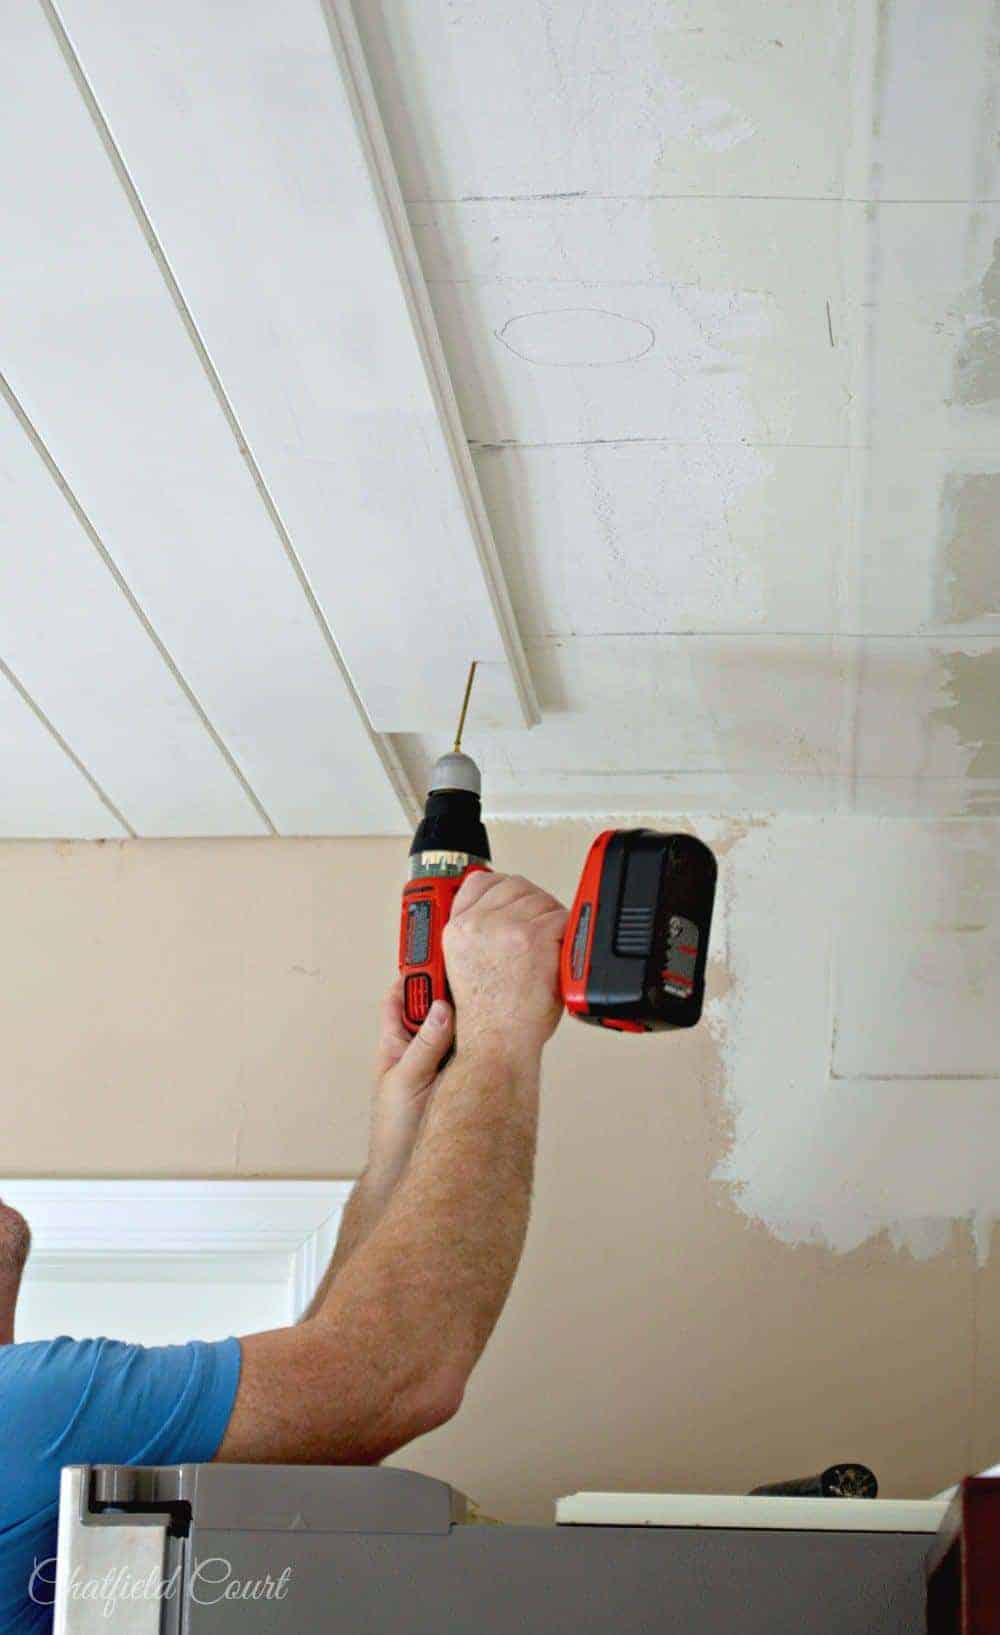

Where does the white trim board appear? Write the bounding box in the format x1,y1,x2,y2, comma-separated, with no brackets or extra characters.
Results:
555,1492,950,1533
0,1178,352,1320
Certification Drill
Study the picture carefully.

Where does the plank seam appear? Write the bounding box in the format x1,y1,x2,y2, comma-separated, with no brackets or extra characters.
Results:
0,651,135,837
0,369,276,836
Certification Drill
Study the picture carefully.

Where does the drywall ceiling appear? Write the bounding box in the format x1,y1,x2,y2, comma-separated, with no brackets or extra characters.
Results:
361,0,1000,820
1,0,997,836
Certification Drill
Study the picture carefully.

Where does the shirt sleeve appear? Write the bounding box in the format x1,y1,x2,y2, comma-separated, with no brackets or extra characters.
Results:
0,1335,241,1516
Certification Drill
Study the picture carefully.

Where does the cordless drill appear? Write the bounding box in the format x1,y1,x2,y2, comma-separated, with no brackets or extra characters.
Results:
399,744,491,1032
399,668,717,1037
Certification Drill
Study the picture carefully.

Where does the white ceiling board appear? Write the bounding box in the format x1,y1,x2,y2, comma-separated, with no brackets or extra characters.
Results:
0,385,267,839
0,667,127,840
354,0,855,203
470,442,851,641
52,0,534,735
1,2,408,836
412,197,849,449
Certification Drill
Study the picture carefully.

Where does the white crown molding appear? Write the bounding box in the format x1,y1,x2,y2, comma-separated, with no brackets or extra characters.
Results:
320,0,540,730
0,1178,352,1319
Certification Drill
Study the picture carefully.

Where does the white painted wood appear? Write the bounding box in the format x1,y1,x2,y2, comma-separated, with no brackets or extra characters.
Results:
0,3,408,836
52,0,536,735
0,385,267,838
0,666,127,839
555,1492,950,1532
2,1179,351,1343
19,1257,295,1349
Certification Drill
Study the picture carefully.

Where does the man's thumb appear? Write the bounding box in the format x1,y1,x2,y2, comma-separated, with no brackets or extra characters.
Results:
397,1000,454,1083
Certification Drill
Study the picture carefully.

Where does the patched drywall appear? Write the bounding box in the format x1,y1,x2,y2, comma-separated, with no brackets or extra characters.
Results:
939,473,1000,626
953,237,1000,407
712,818,1000,1264
931,648,1000,786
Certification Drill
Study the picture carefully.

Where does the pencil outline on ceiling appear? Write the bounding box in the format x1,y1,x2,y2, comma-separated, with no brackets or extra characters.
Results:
40,0,421,827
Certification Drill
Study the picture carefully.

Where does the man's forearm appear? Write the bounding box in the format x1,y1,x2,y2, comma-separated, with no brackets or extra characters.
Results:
301,1150,405,1321
313,1039,540,1398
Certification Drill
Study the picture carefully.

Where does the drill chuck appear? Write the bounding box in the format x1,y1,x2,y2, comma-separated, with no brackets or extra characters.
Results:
408,751,491,879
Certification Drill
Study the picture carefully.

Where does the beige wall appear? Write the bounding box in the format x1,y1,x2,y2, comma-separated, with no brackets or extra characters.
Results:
1,823,997,1521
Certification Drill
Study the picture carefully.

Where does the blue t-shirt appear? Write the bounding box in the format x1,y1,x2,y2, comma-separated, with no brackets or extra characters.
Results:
0,1335,241,1633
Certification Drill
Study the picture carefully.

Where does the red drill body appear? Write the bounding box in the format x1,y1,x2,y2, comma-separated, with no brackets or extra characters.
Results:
398,750,490,1035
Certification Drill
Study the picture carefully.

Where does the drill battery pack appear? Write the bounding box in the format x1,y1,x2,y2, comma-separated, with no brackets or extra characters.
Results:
560,829,717,1033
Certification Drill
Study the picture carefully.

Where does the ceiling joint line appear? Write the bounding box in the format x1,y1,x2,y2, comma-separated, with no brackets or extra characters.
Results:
546,629,1000,642
0,368,277,836
39,0,419,828
0,652,136,837
409,192,1000,206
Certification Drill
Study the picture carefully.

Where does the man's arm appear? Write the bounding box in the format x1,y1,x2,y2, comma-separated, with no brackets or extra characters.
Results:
216,871,565,1465
301,981,455,1317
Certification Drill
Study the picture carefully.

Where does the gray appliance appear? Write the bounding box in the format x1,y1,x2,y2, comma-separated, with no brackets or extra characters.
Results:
54,1463,933,1634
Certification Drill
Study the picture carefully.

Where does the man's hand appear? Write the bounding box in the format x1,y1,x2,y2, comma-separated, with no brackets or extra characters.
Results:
444,872,568,1064
369,976,455,1180
299,981,454,1315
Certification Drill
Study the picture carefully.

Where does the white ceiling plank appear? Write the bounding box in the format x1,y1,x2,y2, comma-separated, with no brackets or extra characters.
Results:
0,380,268,839
0,662,128,839
0,2,410,837
50,0,536,735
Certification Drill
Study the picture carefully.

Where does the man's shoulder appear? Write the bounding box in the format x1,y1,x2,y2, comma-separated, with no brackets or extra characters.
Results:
1,1335,86,1364
0,1335,101,1395
0,1340,94,1513
0,1334,241,1503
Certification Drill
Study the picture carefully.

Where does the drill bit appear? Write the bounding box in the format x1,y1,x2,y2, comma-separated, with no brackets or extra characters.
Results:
453,660,478,753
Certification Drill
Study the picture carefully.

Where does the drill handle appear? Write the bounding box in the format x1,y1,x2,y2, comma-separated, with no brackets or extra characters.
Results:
398,865,489,1035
